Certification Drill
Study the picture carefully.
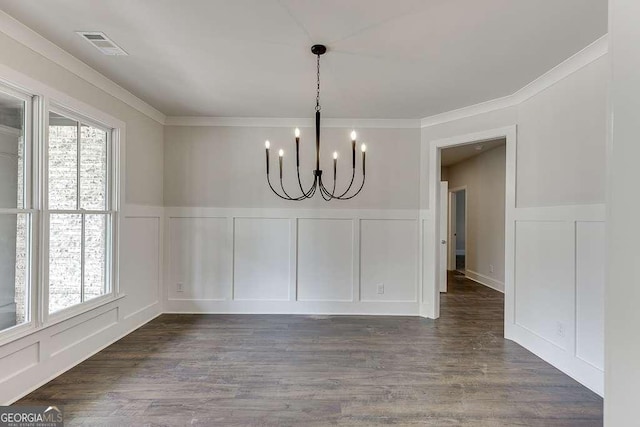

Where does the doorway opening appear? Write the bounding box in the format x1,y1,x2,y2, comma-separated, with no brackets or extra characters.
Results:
426,125,516,323
440,138,506,294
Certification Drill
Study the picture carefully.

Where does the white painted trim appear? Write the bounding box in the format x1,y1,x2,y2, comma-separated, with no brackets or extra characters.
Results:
465,270,504,293
425,125,517,321
0,64,125,130
0,11,166,124
165,206,418,220
420,35,608,128
514,204,605,222
455,249,465,256
164,301,418,316
165,116,421,129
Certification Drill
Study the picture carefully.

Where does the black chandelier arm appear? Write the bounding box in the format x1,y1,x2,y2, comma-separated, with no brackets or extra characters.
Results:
318,178,334,201
320,172,366,201
296,167,316,199
336,167,356,199
335,173,366,200
318,175,339,201
266,173,312,201
266,174,297,201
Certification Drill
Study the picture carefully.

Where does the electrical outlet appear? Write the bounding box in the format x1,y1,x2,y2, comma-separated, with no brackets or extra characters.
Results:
489,264,494,273
176,283,184,293
556,321,565,338
377,283,385,295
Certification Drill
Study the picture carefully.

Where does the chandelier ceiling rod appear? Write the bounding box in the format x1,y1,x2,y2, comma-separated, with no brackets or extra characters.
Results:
263,44,367,201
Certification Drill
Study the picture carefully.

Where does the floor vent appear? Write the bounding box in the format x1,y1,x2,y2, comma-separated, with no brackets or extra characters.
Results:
76,31,128,56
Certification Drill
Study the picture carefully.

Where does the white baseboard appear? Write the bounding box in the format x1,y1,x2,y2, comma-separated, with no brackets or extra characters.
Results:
465,269,505,293
164,299,419,316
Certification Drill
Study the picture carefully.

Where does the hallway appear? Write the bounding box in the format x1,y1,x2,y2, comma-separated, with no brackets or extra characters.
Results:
18,275,603,426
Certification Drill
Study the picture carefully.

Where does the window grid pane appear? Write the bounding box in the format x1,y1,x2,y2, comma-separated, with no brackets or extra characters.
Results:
45,108,114,317
48,112,78,210
84,214,108,301
49,213,82,313
80,125,107,210
0,92,26,210
0,213,30,329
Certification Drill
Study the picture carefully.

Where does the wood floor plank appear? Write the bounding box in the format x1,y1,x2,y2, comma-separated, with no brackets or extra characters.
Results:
16,273,603,426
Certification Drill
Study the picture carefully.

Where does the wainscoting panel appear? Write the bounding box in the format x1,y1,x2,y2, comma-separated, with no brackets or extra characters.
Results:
0,342,38,383
233,218,290,301
168,217,229,301
514,220,575,350
1,204,164,404
121,217,161,316
164,208,420,315
360,219,418,302
509,204,605,396
297,218,354,302
575,221,605,371
48,308,119,357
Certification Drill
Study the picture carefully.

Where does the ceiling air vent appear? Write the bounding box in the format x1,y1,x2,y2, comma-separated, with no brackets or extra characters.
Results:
76,31,128,56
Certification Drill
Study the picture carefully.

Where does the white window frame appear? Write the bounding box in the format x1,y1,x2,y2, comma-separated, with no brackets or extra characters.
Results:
43,102,119,324
0,81,37,341
0,70,124,346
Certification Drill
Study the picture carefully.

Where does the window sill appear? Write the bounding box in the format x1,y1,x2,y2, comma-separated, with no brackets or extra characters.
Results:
0,293,126,349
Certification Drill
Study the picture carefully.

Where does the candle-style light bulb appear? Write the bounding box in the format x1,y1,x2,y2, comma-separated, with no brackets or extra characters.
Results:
265,140,270,149
279,149,284,157
350,130,357,141
333,151,338,178
361,143,366,152
278,149,284,180
333,151,338,160
295,128,301,138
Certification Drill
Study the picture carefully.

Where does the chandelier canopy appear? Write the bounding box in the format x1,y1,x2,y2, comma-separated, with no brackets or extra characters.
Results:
263,44,367,201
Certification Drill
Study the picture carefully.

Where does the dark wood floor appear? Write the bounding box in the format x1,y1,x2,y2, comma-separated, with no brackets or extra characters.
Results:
17,273,603,426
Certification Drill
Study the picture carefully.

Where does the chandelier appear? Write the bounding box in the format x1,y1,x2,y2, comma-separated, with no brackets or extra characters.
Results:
263,44,366,201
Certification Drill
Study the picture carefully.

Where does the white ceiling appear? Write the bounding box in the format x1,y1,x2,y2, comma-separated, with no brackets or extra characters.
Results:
0,0,607,119
441,138,505,167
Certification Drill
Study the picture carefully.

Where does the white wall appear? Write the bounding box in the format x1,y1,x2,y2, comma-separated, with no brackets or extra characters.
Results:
445,144,506,291
163,125,421,315
606,0,640,424
0,29,164,404
164,126,420,209
421,52,608,395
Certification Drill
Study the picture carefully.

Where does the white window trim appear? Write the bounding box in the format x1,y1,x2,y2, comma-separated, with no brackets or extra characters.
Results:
43,102,120,324
0,70,125,346
0,81,38,342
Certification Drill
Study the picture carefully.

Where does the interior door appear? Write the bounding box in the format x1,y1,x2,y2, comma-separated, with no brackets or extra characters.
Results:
439,181,448,292
448,191,457,270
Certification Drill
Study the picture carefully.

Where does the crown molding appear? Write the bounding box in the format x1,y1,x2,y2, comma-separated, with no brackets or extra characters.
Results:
0,10,167,125
165,116,421,128
420,34,609,128
0,7,607,130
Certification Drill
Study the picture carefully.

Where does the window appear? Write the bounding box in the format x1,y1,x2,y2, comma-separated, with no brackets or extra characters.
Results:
0,78,119,339
47,109,112,314
0,87,31,333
